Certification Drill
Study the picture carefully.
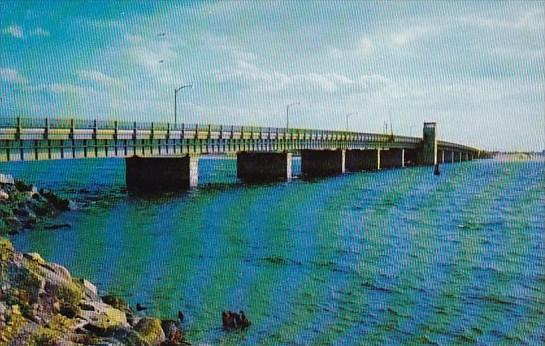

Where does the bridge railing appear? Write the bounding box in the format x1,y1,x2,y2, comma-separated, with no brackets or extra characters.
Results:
0,116,445,148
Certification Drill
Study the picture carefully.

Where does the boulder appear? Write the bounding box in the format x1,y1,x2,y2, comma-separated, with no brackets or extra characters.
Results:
134,318,166,346
0,190,9,201
14,180,33,192
101,295,132,314
23,252,46,265
81,279,99,300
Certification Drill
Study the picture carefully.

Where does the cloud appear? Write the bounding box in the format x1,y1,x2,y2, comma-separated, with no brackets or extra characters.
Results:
77,69,122,87
1,25,50,39
390,25,437,47
356,38,375,56
2,25,24,39
459,8,544,31
0,68,27,84
215,60,389,94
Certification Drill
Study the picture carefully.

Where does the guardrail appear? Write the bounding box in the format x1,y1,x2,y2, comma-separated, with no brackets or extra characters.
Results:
0,116,426,145
0,117,481,162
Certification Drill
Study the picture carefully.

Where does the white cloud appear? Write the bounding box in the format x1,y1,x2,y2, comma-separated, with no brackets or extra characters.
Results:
390,25,437,47
356,38,375,56
2,25,24,39
459,8,544,31
77,69,122,87
2,25,50,39
215,60,389,94
0,68,27,84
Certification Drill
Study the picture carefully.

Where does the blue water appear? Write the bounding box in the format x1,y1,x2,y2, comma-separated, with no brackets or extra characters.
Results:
2,157,544,345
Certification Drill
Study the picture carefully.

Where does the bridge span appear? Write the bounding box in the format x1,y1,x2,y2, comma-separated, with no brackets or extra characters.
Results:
0,117,482,191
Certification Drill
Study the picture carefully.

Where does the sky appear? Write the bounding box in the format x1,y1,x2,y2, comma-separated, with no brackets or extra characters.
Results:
1,1,544,151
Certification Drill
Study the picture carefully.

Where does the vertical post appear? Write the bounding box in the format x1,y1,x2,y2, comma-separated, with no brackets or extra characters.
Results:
401,149,405,167
45,118,51,160
93,120,98,157
70,118,75,158
150,122,154,155
114,120,118,156
16,117,23,160
15,116,21,140
166,123,170,154
133,121,137,156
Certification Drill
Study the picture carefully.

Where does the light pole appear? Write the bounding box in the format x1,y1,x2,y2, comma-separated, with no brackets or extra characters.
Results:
286,101,299,131
174,84,192,125
345,112,357,131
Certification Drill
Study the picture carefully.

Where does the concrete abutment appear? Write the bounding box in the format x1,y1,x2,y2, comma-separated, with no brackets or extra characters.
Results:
345,149,380,171
301,149,345,177
125,155,198,192
237,151,292,183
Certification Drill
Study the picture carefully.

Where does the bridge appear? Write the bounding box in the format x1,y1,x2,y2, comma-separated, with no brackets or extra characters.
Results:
0,117,483,191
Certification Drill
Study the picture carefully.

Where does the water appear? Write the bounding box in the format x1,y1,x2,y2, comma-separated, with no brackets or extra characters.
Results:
2,158,544,345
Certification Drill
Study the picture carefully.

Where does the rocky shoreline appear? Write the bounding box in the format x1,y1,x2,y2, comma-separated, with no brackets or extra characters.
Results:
0,174,76,236
0,175,187,345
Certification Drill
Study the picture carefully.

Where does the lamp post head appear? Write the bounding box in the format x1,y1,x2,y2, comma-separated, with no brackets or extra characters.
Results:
175,84,192,92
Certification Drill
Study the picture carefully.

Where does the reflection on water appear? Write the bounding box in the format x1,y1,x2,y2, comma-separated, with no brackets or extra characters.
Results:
3,158,544,345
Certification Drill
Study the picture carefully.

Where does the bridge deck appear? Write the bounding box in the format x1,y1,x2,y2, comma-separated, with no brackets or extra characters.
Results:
0,117,478,162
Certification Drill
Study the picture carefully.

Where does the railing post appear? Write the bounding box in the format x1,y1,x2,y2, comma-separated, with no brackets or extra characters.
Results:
132,121,137,156
114,120,118,156
44,117,49,140
93,120,98,157
92,120,97,140
15,116,21,140
166,122,170,154
70,119,75,158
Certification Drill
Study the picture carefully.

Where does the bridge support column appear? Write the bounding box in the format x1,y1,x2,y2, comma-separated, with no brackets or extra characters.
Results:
458,151,463,162
125,155,198,192
380,148,405,169
417,122,437,166
345,149,380,171
301,149,345,177
440,150,445,164
237,152,292,182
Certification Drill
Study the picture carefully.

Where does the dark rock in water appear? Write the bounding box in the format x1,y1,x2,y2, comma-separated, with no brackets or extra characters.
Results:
39,188,71,211
44,223,71,230
177,310,184,323
4,216,23,233
15,180,33,192
136,303,147,311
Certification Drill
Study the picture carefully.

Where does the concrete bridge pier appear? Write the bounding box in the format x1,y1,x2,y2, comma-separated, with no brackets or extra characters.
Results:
345,149,380,171
301,149,345,177
125,155,198,192
380,148,405,169
237,151,292,183
417,122,437,166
